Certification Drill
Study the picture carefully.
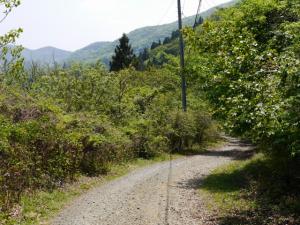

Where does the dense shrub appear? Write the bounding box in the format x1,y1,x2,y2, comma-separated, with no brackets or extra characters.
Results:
185,0,300,159
0,90,83,210
0,0,217,209
0,64,217,212
168,110,217,151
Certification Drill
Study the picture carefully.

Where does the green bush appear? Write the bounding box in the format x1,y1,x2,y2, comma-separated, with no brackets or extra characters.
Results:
0,64,217,213
0,112,82,211
168,110,217,152
0,0,228,216
185,0,300,159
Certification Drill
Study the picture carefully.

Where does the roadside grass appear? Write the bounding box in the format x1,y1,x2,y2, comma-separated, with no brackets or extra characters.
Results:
200,154,300,225
0,139,224,225
0,153,178,225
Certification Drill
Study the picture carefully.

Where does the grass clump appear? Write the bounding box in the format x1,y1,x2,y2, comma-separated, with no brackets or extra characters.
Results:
201,154,300,225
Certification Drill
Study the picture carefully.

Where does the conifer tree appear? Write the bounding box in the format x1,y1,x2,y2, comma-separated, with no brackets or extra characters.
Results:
110,34,135,72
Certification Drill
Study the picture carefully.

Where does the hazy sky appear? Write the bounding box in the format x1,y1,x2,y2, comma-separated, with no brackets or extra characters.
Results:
0,0,232,51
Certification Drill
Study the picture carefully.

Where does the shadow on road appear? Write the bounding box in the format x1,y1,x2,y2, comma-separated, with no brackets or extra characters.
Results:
200,149,255,160
175,141,300,225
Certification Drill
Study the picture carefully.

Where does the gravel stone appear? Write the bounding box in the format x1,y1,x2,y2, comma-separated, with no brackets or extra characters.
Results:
52,137,253,225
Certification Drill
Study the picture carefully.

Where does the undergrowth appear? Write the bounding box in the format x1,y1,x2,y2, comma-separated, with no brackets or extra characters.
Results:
0,153,175,225
201,154,300,225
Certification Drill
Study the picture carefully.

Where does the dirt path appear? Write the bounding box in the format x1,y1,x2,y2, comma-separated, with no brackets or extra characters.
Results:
51,137,254,225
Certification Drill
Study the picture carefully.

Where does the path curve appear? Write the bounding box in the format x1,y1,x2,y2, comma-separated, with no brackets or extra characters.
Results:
52,137,254,225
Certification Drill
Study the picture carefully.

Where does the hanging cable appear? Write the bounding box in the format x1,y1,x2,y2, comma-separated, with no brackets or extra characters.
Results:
157,0,176,25
193,0,203,29
182,0,187,13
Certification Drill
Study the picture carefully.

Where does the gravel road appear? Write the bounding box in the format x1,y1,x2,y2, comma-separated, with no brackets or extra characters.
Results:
52,137,254,225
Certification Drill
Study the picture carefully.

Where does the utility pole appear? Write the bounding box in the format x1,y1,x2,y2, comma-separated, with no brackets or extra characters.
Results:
177,0,187,112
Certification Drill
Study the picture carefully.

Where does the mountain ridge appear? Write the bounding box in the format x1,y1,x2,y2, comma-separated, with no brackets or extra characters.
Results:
21,0,237,65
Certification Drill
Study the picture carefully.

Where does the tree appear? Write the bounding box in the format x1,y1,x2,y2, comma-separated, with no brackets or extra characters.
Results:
150,40,162,50
195,16,204,27
140,48,149,61
185,0,300,159
171,30,180,40
110,34,135,72
163,37,171,45
0,0,20,23
0,0,24,84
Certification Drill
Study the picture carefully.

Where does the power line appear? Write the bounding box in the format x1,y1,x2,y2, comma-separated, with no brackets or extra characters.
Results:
206,0,217,11
193,0,203,29
130,0,175,53
182,0,187,13
157,0,176,25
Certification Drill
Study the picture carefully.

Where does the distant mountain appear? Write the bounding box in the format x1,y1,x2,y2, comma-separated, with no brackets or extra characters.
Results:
21,0,237,66
69,1,237,65
126,5,219,51
69,42,112,64
22,47,72,64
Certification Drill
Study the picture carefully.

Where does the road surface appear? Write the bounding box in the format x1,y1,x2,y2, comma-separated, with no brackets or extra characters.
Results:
52,137,253,225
